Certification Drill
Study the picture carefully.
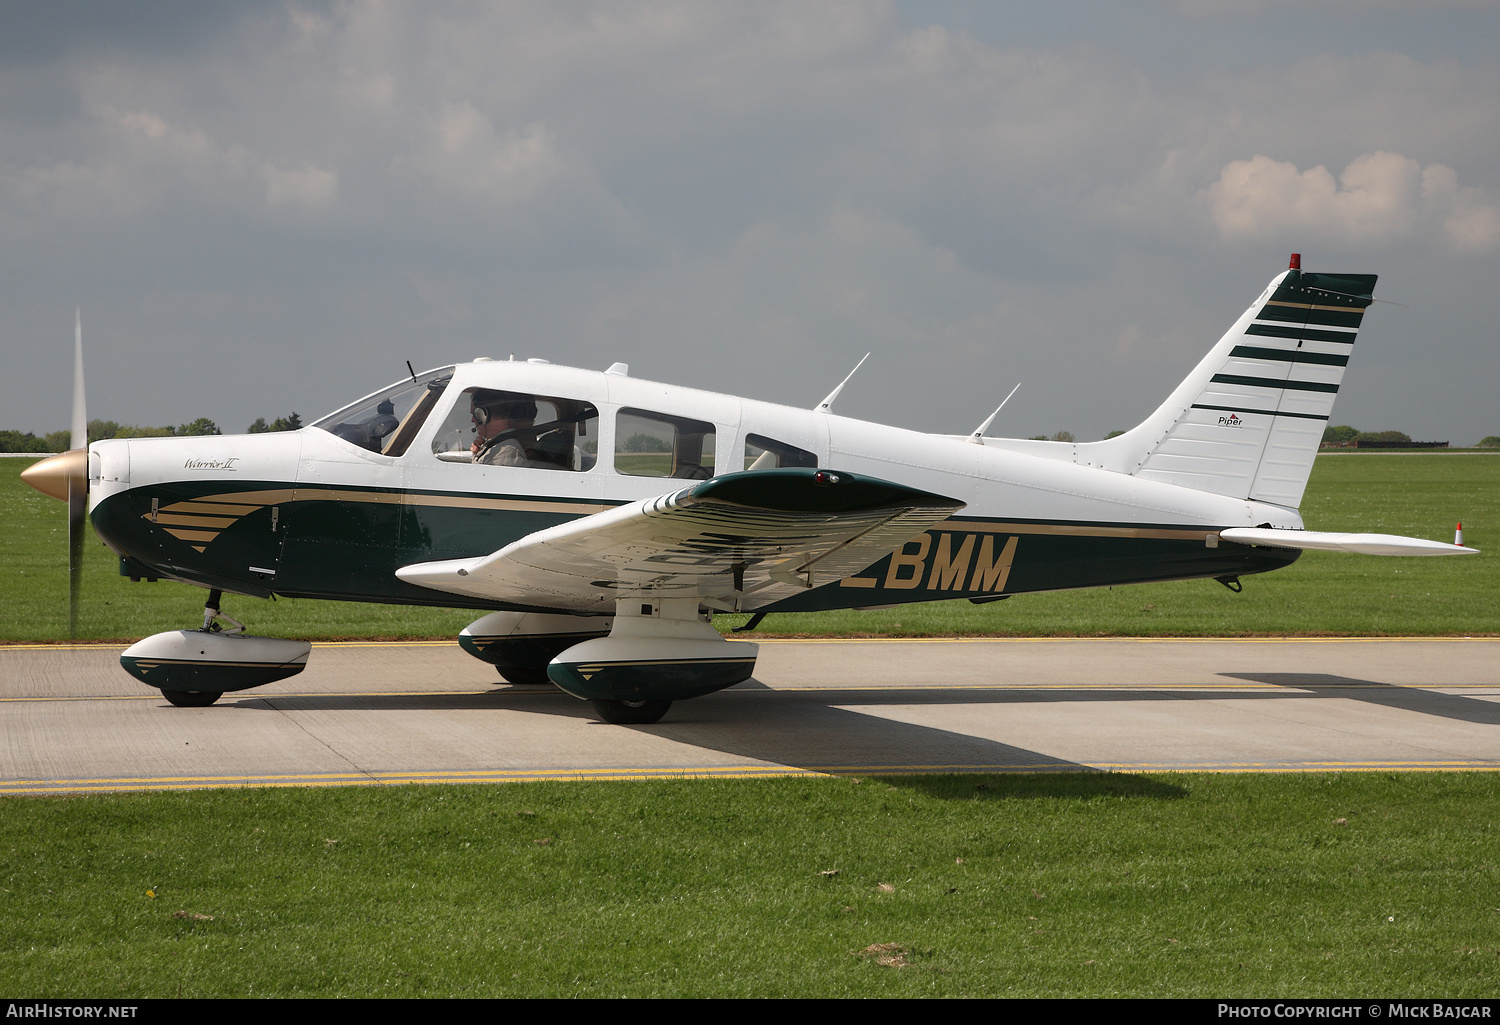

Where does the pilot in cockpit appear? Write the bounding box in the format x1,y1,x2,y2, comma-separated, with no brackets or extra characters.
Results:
470,390,541,466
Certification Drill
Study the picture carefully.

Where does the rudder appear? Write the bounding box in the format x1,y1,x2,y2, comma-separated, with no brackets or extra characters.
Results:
1078,256,1375,509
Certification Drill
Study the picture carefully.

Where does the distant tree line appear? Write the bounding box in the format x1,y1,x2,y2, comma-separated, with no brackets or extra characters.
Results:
248,413,302,433
622,432,671,453
1026,431,1131,441
88,418,223,441
1013,427,1490,446
0,430,72,453
1321,425,1412,445
0,413,303,452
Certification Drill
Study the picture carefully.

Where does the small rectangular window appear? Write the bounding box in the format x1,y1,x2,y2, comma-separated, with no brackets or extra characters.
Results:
744,434,818,470
616,408,716,478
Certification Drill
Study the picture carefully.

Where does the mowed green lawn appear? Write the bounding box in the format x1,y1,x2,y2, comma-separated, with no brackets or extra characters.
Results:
0,453,1494,641
4,456,1497,998
4,773,1498,998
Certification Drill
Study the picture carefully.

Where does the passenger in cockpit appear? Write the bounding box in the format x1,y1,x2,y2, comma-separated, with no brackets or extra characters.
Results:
471,390,541,466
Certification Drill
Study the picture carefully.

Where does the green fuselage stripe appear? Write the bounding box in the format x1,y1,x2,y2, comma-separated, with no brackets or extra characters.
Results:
96,481,1298,614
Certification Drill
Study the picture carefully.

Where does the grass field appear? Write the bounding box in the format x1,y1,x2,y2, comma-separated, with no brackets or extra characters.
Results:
1,453,1495,641
3,773,1497,998
4,456,1498,998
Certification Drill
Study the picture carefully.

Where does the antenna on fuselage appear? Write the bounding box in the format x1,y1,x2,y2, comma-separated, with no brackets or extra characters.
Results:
967,381,1021,445
406,360,417,383
813,353,870,414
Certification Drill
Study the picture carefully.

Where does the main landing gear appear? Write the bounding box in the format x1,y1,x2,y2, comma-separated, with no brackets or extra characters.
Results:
591,699,673,725
496,665,553,686
162,688,222,707
158,591,242,707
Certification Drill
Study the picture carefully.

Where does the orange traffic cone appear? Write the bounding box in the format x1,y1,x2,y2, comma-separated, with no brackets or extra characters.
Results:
1455,522,1465,546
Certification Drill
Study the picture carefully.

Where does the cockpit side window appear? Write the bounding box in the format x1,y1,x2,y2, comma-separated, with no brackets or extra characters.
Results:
312,369,453,457
744,434,818,470
615,408,716,479
431,388,599,472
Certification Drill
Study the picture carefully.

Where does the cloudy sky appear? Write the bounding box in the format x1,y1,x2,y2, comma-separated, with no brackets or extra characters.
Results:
2,0,1496,444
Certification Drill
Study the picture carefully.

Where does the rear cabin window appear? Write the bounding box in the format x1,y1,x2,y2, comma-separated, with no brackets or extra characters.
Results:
431,388,599,471
615,409,716,479
743,434,818,470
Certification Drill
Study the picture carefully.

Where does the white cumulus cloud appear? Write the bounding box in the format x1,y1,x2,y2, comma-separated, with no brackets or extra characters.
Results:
261,163,339,210
9,105,339,218
1205,151,1500,253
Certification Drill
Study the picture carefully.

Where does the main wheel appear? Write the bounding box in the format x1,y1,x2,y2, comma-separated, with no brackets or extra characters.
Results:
591,699,672,725
496,665,553,686
162,690,221,707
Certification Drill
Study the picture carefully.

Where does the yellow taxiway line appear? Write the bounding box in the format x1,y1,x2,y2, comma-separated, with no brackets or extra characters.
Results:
3,636,1497,652
756,636,1500,645
5,681,1500,705
7,759,1500,795
0,765,824,795
7,679,1500,707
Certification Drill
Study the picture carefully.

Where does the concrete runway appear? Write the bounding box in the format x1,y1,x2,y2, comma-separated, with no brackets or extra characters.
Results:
3,637,1499,794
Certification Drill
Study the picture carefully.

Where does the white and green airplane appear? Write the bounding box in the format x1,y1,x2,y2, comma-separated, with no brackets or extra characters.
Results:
22,255,1474,723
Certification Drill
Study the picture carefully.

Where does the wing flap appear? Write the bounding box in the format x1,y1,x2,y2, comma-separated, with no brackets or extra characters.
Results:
397,468,965,610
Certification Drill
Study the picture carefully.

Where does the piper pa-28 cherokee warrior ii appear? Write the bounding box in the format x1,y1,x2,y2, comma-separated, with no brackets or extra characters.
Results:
22,255,1476,723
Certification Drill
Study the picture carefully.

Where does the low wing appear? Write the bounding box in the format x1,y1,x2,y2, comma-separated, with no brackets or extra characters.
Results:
397,468,965,611
1220,527,1477,557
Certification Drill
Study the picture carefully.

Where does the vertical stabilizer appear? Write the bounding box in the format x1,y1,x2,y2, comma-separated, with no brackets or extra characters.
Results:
1077,258,1375,509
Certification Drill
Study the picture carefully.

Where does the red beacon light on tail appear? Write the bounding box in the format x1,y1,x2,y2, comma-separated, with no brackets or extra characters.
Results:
1289,253,1301,270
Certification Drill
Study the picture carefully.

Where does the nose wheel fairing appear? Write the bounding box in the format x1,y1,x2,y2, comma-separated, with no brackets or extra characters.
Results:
119,630,311,692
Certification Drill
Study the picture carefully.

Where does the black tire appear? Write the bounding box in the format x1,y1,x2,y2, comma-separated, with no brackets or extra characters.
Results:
496,665,553,686
162,690,221,707
591,699,672,725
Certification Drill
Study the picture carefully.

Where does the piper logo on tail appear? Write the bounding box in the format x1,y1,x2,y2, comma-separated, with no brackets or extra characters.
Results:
1217,413,1244,428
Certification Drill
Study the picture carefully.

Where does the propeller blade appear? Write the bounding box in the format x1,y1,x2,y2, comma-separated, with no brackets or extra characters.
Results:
72,308,86,450
67,307,87,636
68,468,84,638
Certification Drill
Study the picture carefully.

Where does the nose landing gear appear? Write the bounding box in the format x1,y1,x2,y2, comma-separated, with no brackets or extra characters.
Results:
119,589,312,706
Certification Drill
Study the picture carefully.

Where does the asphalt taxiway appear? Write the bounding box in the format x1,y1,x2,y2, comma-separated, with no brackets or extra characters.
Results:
3,637,1498,794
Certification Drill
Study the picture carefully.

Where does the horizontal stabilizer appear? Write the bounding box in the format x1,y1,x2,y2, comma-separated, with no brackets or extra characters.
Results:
1220,528,1477,557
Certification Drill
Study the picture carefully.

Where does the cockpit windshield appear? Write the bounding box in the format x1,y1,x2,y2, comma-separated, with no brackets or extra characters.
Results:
312,367,454,457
